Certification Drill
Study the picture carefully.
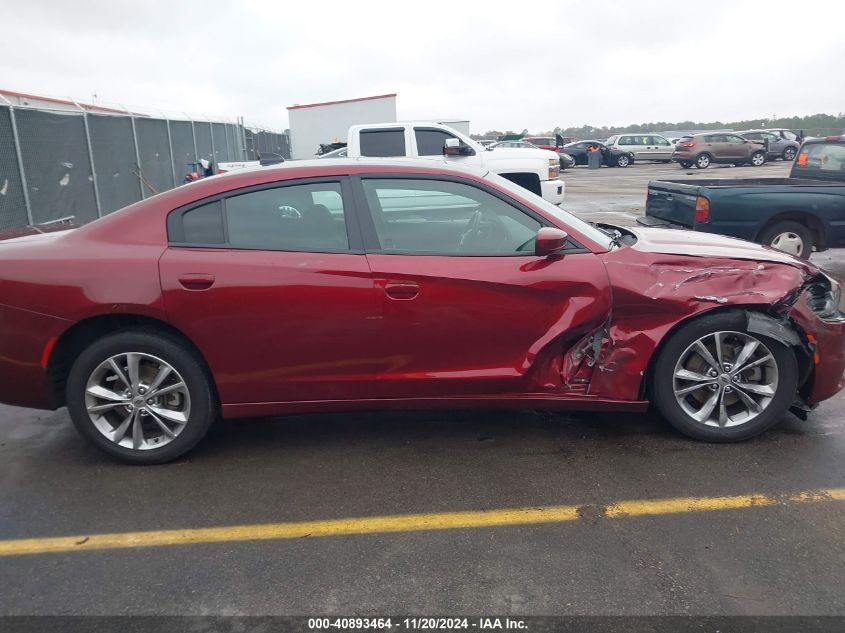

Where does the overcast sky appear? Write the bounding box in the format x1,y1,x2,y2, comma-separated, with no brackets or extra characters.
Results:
3,0,844,133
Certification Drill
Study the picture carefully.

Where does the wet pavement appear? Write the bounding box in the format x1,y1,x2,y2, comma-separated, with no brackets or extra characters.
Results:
0,160,843,617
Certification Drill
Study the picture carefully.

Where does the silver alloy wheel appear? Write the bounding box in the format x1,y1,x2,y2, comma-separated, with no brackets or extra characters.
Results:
751,152,765,166
617,154,629,167
673,331,778,428
770,231,804,256
783,147,796,161
697,154,710,168
84,352,191,450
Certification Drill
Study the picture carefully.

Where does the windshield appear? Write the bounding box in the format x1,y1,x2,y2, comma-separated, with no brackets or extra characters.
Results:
485,172,615,250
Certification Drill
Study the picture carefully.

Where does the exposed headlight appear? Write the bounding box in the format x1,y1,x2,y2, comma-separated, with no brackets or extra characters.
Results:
806,272,843,321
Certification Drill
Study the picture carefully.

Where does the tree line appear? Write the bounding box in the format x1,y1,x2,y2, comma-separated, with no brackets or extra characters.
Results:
474,113,845,140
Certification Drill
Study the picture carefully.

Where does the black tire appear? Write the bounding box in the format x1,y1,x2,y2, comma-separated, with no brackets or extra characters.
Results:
695,153,711,169
66,330,217,464
758,220,813,259
616,154,631,168
680,161,693,169
750,150,766,167
661,159,672,163
651,311,798,442
782,147,797,161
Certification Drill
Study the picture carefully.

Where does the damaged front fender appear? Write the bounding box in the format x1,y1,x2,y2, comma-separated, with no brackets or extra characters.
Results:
584,247,815,402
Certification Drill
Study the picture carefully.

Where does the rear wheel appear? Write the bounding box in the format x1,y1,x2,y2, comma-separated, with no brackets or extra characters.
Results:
782,147,797,161
651,312,798,442
695,154,711,169
66,331,217,464
680,161,693,169
758,220,813,258
750,151,766,167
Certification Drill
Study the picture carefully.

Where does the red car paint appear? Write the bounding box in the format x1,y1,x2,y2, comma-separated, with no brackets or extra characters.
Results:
0,161,841,420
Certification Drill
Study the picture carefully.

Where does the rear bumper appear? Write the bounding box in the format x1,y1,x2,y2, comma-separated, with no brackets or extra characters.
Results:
541,178,565,204
671,152,695,163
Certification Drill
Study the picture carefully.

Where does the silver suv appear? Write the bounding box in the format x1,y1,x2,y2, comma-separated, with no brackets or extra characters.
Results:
736,129,799,161
604,134,675,162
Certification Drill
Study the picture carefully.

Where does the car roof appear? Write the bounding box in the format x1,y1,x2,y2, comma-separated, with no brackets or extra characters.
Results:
225,157,490,179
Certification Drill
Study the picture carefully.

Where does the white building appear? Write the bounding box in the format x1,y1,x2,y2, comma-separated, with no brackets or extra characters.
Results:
287,94,397,159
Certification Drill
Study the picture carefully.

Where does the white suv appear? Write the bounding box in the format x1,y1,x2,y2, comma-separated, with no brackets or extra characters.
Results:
604,134,675,162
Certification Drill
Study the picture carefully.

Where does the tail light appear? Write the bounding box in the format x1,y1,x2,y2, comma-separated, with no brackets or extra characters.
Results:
796,152,808,166
694,196,710,224
680,141,696,148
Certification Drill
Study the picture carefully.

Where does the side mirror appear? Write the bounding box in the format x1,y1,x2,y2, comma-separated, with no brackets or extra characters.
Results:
535,227,568,257
259,152,285,166
443,138,476,157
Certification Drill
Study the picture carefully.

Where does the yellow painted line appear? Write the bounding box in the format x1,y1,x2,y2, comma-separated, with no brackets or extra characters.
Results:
1,487,843,557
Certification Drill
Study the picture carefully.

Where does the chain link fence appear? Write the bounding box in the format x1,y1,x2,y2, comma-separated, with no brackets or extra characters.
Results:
0,102,290,229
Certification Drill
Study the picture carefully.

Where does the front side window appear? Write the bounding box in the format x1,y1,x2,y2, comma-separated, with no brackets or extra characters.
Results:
360,129,405,157
652,136,671,146
225,183,348,251
415,129,455,156
361,178,542,255
605,135,618,144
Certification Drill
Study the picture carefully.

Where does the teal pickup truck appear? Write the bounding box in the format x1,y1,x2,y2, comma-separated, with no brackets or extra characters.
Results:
641,135,845,258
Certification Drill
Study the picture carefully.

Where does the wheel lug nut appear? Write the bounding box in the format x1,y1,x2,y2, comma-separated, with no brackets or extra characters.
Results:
147,399,154,405
709,384,718,391
723,364,732,372
725,386,733,393
138,387,147,394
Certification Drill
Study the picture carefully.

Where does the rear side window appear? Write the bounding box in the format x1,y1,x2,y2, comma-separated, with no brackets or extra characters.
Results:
360,129,405,157
415,129,454,156
170,182,350,251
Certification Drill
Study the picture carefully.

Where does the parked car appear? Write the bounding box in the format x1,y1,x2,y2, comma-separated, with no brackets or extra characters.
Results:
488,140,575,170
346,122,564,203
487,140,539,149
672,133,768,169
521,135,564,153
563,140,634,167
604,134,675,162
0,159,841,463
736,130,799,161
642,136,845,258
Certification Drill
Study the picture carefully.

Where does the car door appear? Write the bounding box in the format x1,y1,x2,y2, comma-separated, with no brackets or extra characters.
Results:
703,135,727,160
725,134,749,160
352,175,611,399
159,177,384,406
650,135,673,160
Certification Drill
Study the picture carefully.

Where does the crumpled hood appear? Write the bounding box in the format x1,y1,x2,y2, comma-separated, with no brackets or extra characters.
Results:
624,225,818,275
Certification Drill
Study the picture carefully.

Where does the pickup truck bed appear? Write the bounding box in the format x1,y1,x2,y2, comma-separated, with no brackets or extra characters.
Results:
642,137,845,257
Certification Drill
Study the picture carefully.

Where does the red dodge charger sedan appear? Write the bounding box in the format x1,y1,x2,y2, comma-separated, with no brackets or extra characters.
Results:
0,160,842,463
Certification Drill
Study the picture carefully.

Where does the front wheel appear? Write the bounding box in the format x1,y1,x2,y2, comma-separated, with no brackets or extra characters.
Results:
616,154,630,167
782,147,797,161
695,154,711,169
750,151,766,167
651,312,798,442
66,331,217,464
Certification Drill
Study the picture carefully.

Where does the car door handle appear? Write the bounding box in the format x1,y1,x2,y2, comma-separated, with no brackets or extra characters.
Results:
384,281,420,300
177,273,215,290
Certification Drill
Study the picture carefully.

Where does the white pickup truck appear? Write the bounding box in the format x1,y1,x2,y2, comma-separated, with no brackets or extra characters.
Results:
345,122,564,204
